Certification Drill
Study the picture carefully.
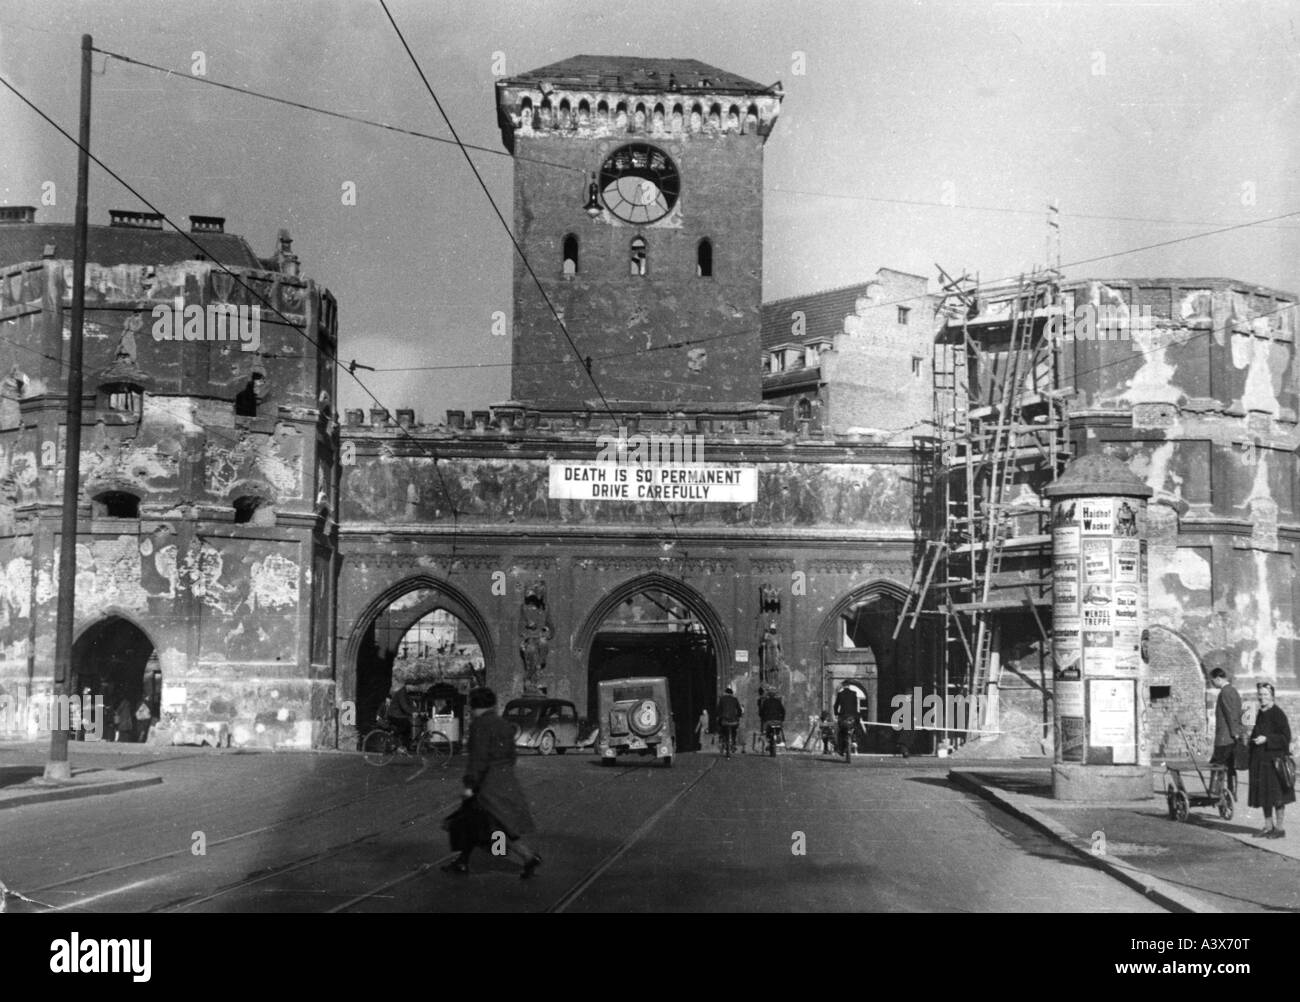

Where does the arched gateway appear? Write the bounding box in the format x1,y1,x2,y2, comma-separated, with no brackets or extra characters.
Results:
342,576,496,746
575,573,730,752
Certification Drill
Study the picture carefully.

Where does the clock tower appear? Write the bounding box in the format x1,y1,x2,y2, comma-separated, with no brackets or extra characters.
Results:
495,56,782,414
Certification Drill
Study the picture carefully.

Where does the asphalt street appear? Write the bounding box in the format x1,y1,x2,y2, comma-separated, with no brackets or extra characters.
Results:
0,744,1163,913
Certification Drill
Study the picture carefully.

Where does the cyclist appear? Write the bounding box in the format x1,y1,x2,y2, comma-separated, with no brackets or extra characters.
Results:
833,680,860,757
385,680,417,750
716,687,742,757
759,689,786,752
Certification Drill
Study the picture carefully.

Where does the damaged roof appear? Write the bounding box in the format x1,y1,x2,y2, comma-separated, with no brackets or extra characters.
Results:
501,55,774,93
0,223,264,270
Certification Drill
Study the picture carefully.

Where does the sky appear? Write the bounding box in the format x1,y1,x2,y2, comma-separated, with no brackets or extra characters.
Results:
2,0,1298,421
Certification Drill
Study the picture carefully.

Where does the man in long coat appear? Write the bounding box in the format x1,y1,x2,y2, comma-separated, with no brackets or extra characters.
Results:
1209,667,1246,795
444,687,541,878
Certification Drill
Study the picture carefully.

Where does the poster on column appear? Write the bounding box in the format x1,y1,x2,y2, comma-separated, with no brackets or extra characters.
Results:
1079,499,1114,535
1089,679,1137,764
1054,555,1080,620
1053,627,1082,680
1113,538,1140,583
1083,625,1115,674
1056,679,1084,716
1113,625,1143,674
1082,539,1113,582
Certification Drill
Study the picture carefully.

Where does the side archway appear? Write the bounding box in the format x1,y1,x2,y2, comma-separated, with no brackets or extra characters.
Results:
818,579,932,753
341,575,496,746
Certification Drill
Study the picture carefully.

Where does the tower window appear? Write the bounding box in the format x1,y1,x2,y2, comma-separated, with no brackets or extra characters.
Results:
95,491,139,518
912,357,923,377
630,237,647,277
562,234,579,277
102,383,142,416
696,239,713,278
898,306,911,325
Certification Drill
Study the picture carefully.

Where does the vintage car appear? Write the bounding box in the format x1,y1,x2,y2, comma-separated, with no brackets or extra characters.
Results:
596,676,675,767
503,697,591,755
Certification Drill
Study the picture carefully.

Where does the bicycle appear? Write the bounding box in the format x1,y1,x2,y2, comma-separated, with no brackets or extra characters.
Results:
362,714,452,767
719,721,739,758
837,715,856,764
763,721,784,757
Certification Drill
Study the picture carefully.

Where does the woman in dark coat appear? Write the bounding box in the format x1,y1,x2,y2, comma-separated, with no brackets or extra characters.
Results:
1248,682,1293,838
444,687,541,878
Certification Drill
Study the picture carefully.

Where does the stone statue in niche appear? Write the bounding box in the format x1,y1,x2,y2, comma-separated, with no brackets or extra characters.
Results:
116,313,142,364
758,620,785,686
518,577,554,693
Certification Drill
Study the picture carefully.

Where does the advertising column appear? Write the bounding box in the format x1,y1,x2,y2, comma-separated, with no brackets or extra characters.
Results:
1045,455,1152,802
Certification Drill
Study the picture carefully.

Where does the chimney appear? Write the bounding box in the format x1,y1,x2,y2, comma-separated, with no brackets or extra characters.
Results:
445,409,465,430
0,206,36,225
345,409,365,426
395,409,415,429
109,210,164,230
189,215,226,234
370,408,389,427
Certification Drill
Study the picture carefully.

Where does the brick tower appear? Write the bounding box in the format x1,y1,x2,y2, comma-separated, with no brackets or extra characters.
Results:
495,56,782,414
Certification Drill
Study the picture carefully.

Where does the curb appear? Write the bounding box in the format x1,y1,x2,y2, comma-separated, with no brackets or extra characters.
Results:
948,769,1221,914
0,772,163,810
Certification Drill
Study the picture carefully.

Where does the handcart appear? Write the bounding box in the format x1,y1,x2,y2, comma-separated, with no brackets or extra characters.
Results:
1163,725,1234,822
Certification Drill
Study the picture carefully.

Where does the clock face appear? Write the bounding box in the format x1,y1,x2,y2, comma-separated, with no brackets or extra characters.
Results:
598,143,680,224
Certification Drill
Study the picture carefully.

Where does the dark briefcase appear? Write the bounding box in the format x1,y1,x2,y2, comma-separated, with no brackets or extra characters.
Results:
443,796,493,853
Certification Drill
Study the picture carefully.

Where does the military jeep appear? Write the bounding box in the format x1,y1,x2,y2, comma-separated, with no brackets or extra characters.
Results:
596,676,675,768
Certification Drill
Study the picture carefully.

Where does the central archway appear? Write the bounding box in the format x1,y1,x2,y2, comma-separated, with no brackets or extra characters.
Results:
574,573,731,753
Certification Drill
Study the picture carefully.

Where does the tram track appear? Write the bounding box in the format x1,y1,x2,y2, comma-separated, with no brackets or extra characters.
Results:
18,755,713,914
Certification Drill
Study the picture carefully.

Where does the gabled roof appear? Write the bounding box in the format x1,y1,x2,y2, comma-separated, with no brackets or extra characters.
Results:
502,55,771,94
0,223,263,270
761,282,873,350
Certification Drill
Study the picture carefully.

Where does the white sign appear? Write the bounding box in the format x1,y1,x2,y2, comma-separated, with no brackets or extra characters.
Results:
1089,679,1136,764
162,684,187,710
735,650,749,663
548,463,757,503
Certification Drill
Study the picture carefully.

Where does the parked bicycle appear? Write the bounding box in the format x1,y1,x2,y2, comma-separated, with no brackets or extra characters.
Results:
362,712,452,767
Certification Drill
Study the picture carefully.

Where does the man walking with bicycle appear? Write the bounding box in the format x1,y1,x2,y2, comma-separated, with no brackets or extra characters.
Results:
385,680,417,750
717,687,742,758
833,679,860,760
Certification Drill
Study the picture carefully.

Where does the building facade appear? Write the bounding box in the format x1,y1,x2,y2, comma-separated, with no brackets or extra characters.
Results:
0,207,338,748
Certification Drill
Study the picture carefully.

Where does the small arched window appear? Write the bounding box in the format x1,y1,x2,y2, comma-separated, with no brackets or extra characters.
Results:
797,397,813,421
696,238,713,278
562,234,579,277
596,99,609,121
235,372,264,417
630,237,647,277
577,99,590,124
233,496,275,526
95,491,139,519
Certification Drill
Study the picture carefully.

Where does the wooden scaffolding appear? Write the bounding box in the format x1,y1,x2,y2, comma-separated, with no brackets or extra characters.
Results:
897,267,1070,744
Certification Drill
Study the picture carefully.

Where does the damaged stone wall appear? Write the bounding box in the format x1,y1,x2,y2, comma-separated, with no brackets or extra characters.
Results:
0,253,337,748
335,429,926,746
1065,278,1299,696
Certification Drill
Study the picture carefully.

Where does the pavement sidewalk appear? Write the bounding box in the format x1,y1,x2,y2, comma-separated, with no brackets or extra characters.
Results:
951,764,1300,913
0,762,162,810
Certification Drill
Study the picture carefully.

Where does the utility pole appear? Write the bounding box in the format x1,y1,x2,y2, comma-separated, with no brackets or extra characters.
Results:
45,34,92,781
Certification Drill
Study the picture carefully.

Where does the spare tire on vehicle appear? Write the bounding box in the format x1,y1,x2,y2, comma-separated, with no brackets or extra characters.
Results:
627,699,661,737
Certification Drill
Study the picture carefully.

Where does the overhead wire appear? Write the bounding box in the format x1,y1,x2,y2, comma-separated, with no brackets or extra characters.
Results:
91,45,1300,232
